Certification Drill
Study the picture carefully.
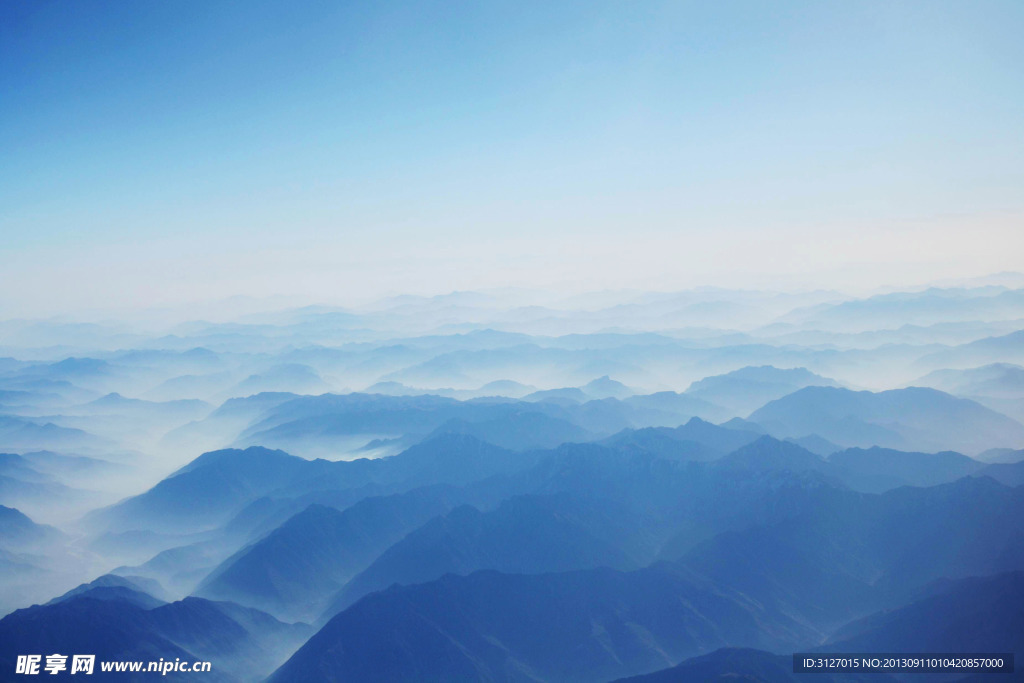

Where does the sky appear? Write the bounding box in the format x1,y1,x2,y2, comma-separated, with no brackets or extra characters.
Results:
1,0,1023,317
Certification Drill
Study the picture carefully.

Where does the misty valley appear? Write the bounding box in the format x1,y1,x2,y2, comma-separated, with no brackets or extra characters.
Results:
1,284,1023,682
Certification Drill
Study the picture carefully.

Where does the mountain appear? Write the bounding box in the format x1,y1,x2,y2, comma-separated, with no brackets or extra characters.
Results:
975,460,1024,487
229,363,330,397
621,392,732,424
977,447,1024,464
919,329,1024,371
324,493,641,618
0,415,107,453
913,363,1024,422
612,647,895,683
269,564,814,683
680,476,1024,632
85,392,211,416
709,436,987,494
475,379,537,398
785,288,1024,332
827,446,984,491
914,363,1024,399
91,446,318,533
582,375,633,399
749,386,1024,454
603,417,762,458
785,434,841,456
194,486,464,622
427,411,592,450
523,387,589,403
825,571,1024,656
94,435,528,535
46,574,169,609
0,505,65,550
714,436,830,475
234,392,594,455
686,366,840,416
0,590,310,682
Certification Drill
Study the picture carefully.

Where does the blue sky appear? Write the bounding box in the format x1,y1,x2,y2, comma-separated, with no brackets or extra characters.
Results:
1,0,1022,315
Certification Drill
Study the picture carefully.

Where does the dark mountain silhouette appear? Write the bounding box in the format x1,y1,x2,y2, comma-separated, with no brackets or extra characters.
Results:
269,564,814,683
0,589,310,682
46,575,169,609
825,571,1024,655
613,647,896,683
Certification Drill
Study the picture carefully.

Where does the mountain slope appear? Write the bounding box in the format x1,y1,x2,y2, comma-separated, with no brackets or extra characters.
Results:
194,486,464,622
0,590,309,682
686,366,840,416
825,571,1024,655
749,386,1024,454
270,564,814,683
325,493,640,617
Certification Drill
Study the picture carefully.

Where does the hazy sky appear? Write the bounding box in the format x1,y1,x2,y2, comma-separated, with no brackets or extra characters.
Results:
2,0,1022,317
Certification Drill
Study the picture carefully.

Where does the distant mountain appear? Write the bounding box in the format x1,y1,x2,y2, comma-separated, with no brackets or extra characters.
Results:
143,372,236,402
325,493,641,618
195,486,464,622
749,386,1024,454
523,387,589,403
427,412,592,450
234,392,590,455
0,590,310,682
914,363,1024,398
785,288,1024,332
686,366,840,416
475,379,537,397
919,329,1024,371
229,363,330,397
977,447,1024,464
613,647,895,683
825,571,1024,656
582,375,633,399
270,564,814,683
912,363,1024,422
0,452,51,483
83,392,211,421
0,415,108,453
0,505,65,550
46,574,169,609
90,446,318,533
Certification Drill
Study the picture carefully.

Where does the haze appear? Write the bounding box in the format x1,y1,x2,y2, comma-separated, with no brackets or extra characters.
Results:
2,0,1024,318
